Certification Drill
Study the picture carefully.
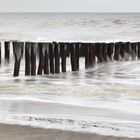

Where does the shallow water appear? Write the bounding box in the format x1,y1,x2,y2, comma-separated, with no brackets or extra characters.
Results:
0,46,140,138
0,13,140,138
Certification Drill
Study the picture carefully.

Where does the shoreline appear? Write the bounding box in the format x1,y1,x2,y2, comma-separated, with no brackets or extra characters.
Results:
0,123,139,140
0,98,140,138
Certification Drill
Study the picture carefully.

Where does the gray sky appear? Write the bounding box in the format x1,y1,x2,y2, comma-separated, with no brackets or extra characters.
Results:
0,0,140,12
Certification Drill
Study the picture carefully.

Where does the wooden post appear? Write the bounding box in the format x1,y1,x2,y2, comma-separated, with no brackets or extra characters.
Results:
31,43,36,76
66,43,70,57
54,42,60,73
80,43,85,57
124,42,131,61
4,41,10,63
107,43,114,61
37,43,44,75
89,43,94,66
60,43,67,72
92,43,96,64
70,43,77,71
114,42,121,61
120,42,125,60
65,43,70,57
49,43,55,74
44,43,49,74
75,43,80,70
96,43,103,62
21,44,24,58
102,43,107,62
131,43,137,60
125,42,131,54
13,42,23,77
25,42,31,76
85,43,90,68
138,42,140,59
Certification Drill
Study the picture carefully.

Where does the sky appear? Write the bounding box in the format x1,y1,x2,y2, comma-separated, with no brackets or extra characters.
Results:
0,0,140,12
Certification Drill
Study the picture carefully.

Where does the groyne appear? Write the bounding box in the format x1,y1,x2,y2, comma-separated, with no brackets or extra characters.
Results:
0,41,139,77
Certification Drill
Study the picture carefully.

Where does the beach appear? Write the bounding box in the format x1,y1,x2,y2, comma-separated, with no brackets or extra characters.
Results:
0,123,139,140
0,13,140,139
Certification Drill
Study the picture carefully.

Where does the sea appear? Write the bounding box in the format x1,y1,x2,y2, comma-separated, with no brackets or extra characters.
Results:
0,13,140,138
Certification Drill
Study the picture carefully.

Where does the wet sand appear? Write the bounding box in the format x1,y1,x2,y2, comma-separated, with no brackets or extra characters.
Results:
0,123,139,140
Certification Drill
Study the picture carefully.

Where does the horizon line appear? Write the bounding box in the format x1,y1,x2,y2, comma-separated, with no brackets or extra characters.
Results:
0,11,139,14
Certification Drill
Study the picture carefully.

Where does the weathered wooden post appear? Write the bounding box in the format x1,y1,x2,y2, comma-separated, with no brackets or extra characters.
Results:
114,42,121,61
21,45,24,58
131,42,137,60
80,43,85,57
120,42,125,60
92,43,96,64
138,42,140,59
124,42,131,61
70,43,77,71
4,41,10,63
125,42,130,54
102,43,107,62
49,43,55,74
85,43,90,68
60,43,67,72
44,43,49,74
75,43,80,70
89,43,94,66
65,43,70,57
107,43,114,61
54,42,60,73
25,42,31,76
96,43,103,62
37,43,44,75
13,42,23,77
31,43,36,76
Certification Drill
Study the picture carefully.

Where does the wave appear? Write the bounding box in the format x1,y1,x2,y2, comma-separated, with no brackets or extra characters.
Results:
113,19,126,25
0,114,140,138
0,13,139,42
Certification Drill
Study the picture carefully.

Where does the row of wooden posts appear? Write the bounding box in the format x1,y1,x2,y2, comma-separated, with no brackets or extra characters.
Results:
1,41,140,77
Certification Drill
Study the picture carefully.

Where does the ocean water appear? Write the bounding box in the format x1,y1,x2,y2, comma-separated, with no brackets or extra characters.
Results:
0,13,140,138
0,12,140,42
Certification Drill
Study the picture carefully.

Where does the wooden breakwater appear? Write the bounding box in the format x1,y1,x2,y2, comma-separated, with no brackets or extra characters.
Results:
0,41,140,77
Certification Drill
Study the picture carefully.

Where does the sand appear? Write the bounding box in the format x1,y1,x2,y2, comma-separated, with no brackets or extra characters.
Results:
0,123,139,140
